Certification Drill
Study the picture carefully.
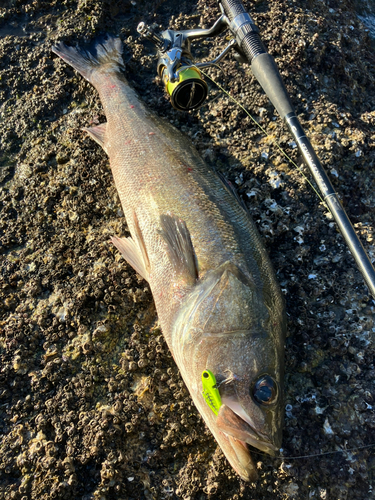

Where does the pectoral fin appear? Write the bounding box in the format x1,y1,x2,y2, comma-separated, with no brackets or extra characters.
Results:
83,123,107,152
111,236,149,281
159,214,198,285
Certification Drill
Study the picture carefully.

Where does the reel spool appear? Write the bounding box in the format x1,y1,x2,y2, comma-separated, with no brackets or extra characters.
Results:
160,65,208,111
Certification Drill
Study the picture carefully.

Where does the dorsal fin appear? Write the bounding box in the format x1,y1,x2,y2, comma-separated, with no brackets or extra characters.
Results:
217,171,249,213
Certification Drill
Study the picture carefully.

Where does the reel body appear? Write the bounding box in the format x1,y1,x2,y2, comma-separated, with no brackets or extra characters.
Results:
137,12,244,111
155,28,208,111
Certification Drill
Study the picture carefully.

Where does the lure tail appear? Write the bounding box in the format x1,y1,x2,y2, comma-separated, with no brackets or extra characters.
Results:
52,34,124,84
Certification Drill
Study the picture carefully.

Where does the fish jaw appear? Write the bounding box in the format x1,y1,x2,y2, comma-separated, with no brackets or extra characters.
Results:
216,403,279,455
220,433,258,482
211,402,281,482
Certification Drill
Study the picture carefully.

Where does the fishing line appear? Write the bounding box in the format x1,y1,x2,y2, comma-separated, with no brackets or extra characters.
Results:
197,66,326,207
247,442,375,460
280,442,375,460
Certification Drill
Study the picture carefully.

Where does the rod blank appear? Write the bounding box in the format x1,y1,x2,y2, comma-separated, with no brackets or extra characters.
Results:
220,0,375,298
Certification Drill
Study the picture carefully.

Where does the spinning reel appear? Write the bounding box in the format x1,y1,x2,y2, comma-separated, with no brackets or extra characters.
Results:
137,3,251,111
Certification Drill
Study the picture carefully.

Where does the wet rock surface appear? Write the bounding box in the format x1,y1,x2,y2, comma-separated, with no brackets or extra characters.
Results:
0,0,375,499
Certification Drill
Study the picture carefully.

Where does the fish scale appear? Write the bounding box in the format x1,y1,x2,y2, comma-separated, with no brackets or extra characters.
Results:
52,34,286,482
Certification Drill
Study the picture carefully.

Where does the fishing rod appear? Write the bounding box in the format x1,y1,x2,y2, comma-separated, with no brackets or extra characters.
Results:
137,0,375,299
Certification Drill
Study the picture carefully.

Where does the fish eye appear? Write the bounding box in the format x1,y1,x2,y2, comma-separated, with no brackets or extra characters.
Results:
252,375,278,405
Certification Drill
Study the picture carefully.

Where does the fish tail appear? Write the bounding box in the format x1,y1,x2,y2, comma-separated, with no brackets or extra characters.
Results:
52,34,124,84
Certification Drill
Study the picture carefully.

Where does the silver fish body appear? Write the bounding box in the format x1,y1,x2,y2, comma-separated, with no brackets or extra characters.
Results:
52,35,286,481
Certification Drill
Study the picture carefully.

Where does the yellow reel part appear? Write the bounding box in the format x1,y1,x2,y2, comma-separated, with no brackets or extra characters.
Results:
162,66,208,111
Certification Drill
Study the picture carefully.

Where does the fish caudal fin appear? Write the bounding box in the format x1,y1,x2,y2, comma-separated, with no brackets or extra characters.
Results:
52,34,124,84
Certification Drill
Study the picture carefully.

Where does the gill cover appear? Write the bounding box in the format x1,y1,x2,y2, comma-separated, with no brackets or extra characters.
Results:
172,260,269,353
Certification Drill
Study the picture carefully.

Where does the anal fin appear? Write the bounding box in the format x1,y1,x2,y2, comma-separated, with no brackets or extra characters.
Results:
83,123,107,152
132,210,151,276
111,236,149,281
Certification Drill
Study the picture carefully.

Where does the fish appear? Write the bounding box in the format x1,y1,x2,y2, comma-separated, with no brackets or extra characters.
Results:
52,34,286,482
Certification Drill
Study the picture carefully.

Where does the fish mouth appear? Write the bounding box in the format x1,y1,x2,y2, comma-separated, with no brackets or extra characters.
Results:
226,434,258,482
216,402,279,456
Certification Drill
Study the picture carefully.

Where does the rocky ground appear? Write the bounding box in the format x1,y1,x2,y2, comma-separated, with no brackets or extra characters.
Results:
1,0,375,499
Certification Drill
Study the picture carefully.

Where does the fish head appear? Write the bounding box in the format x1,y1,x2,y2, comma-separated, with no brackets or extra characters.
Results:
172,260,286,481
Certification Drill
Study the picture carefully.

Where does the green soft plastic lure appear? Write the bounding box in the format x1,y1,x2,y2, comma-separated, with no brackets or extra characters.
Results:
201,370,222,416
